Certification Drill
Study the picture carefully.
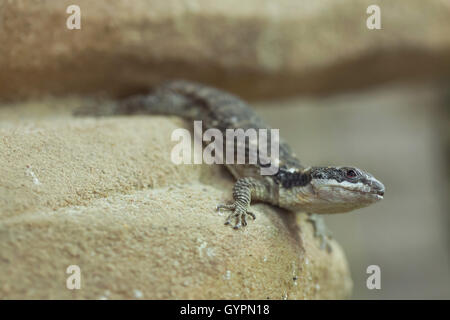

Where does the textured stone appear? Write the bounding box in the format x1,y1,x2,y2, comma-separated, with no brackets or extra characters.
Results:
0,99,352,299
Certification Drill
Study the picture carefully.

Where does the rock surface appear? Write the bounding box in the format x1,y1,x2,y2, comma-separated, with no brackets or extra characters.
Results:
1,0,449,100
0,99,352,299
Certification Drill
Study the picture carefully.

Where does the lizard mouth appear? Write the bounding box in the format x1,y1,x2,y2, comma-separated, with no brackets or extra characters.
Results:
335,186,384,199
373,193,383,200
361,189,384,198
367,189,384,201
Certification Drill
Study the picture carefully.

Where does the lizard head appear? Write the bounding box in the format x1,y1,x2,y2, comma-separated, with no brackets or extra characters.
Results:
277,166,384,213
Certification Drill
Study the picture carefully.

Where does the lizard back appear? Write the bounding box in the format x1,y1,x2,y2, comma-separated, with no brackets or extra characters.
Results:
118,80,306,179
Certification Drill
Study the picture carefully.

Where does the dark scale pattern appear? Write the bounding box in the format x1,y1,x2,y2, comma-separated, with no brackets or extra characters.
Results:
274,167,312,188
115,80,305,179
161,80,305,176
310,167,346,182
310,166,367,185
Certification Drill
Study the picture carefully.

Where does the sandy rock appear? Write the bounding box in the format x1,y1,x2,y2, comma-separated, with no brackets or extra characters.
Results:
1,0,449,101
0,99,352,299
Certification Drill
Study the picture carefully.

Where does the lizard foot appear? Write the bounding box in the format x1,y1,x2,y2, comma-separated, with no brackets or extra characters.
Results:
307,214,333,253
217,203,256,229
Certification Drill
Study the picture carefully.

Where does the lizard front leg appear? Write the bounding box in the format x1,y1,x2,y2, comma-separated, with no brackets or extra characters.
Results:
217,178,269,229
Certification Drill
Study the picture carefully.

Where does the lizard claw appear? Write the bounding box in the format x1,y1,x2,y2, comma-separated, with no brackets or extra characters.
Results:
217,203,255,229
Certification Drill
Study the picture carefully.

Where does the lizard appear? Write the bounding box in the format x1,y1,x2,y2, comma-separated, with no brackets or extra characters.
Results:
75,80,385,250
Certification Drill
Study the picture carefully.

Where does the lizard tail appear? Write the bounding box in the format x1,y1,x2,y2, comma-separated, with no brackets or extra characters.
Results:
74,85,200,119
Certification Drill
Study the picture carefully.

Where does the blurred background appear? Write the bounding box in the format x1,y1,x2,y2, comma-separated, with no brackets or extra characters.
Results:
1,0,449,299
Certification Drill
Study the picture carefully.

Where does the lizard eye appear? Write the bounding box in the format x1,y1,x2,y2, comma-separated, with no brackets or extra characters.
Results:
346,169,357,178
